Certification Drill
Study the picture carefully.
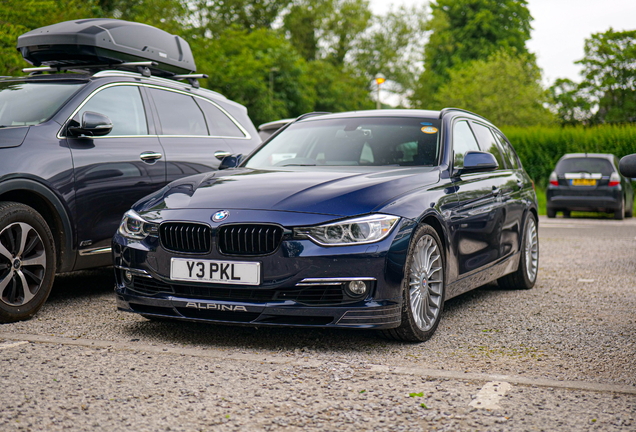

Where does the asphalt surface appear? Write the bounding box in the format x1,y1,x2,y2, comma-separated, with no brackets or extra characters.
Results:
1,215,635,431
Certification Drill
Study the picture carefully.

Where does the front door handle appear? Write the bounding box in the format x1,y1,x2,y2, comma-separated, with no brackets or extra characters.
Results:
215,151,232,160
140,151,162,162
517,180,524,188
492,186,501,196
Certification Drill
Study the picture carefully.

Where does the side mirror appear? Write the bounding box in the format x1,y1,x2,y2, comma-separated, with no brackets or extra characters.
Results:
218,154,243,170
458,151,499,175
619,154,636,178
68,111,113,137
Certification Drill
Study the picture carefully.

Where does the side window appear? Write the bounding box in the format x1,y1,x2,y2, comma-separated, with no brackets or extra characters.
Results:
148,88,208,136
471,122,507,170
453,120,481,169
194,99,245,138
494,131,520,169
78,85,147,136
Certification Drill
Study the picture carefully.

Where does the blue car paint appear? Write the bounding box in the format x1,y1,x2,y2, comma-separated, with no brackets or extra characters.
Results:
113,110,538,329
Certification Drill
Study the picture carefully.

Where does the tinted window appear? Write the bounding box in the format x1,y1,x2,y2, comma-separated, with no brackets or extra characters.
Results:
149,88,207,136
494,131,519,169
195,99,245,137
471,123,507,170
0,81,84,127
453,120,481,169
245,117,441,168
555,157,615,175
78,85,147,136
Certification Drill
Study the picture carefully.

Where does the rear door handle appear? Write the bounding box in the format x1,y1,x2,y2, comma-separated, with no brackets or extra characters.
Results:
492,186,501,196
140,151,162,162
214,151,232,160
517,180,524,188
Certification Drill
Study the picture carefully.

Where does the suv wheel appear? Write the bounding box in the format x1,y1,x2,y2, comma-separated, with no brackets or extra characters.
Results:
0,202,56,323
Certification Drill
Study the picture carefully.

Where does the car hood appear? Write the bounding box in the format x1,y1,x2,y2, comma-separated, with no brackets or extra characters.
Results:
138,167,440,217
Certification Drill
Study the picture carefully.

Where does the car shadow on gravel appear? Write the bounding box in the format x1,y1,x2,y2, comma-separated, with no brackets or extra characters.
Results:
46,267,115,304
120,281,510,352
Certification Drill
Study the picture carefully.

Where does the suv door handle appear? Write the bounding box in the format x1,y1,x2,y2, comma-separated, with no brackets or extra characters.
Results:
214,151,232,160
492,186,501,196
140,151,162,162
517,180,524,188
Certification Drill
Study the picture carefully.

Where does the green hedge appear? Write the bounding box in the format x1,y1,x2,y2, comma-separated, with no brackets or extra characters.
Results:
500,125,636,187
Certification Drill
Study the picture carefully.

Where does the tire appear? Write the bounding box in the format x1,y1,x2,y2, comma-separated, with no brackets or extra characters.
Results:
547,208,556,218
380,225,445,342
614,199,625,220
498,213,538,290
562,210,571,218
0,202,56,323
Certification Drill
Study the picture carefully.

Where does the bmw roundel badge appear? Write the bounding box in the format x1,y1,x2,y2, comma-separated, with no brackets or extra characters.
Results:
212,210,229,222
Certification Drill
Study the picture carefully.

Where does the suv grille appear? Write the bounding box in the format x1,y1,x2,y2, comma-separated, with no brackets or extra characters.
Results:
160,222,211,253
218,224,283,255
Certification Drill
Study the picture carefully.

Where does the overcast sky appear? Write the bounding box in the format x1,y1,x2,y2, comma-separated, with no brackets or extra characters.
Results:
369,0,636,85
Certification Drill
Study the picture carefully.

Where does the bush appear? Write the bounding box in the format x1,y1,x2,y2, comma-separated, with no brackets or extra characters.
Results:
501,125,636,187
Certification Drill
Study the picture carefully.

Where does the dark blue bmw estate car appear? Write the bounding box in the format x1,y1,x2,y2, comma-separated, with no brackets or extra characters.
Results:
113,109,539,342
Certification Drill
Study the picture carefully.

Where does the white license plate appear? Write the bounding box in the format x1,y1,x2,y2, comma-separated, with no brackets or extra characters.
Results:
170,258,261,285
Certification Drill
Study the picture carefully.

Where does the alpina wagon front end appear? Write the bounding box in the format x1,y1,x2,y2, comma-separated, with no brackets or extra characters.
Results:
114,110,539,342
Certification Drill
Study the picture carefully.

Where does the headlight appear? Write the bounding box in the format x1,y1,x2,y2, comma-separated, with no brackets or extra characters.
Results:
294,214,400,246
118,210,158,240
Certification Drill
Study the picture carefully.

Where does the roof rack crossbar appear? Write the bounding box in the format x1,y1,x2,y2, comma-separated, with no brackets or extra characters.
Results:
22,61,159,74
172,74,208,88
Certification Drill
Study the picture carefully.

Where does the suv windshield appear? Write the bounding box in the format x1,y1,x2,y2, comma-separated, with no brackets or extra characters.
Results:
0,81,84,127
555,157,615,176
245,117,441,168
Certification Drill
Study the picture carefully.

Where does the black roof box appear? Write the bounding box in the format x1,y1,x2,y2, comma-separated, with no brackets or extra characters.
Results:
17,18,196,75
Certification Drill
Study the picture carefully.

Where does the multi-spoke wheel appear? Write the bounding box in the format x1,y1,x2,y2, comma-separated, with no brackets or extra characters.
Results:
381,224,445,342
0,203,55,323
498,213,538,290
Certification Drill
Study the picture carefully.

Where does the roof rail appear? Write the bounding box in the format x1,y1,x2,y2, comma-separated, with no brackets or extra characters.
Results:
439,107,491,123
22,61,209,87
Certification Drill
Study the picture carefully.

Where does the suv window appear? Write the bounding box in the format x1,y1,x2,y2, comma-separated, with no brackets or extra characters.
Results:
471,122,507,170
494,131,519,169
0,81,84,127
453,120,481,169
194,99,245,138
148,88,207,136
78,85,147,136
556,157,615,176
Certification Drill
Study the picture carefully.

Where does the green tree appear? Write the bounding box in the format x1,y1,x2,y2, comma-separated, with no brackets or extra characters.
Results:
190,0,291,33
0,0,99,75
548,78,593,125
96,0,187,33
412,0,533,108
577,28,636,124
351,5,427,103
434,50,554,126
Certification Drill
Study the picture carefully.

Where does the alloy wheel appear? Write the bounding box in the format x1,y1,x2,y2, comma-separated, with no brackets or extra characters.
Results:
525,217,538,282
0,222,47,306
408,234,443,331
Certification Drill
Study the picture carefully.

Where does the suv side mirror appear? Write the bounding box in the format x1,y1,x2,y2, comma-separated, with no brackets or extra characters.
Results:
68,111,113,137
458,151,499,175
218,154,243,170
619,154,636,178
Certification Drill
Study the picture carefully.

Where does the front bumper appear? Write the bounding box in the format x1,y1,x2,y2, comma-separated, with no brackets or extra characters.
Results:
112,211,415,329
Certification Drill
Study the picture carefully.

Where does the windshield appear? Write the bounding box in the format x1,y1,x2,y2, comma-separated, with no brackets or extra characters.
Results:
555,157,615,176
0,81,84,127
245,117,441,168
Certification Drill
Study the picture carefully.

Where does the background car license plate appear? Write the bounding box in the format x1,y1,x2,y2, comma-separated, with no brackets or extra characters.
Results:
170,258,260,285
571,179,596,186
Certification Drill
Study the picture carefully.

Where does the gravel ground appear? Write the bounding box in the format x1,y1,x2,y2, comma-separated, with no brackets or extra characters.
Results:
1,215,635,430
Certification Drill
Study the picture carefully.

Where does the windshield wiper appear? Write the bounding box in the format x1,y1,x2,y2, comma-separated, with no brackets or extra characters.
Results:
281,163,316,166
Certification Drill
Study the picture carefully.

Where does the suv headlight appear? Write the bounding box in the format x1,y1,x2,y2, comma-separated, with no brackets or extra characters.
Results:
294,214,400,246
118,210,158,240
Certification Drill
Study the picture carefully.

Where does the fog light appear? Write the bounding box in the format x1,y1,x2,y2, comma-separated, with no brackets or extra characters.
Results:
347,280,367,296
123,270,133,283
